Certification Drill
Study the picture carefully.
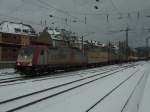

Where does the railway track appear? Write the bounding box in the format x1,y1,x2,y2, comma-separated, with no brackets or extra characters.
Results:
0,76,23,82
84,66,148,112
0,65,120,86
0,63,138,86
85,69,140,112
0,70,22,84
0,64,138,112
120,71,147,112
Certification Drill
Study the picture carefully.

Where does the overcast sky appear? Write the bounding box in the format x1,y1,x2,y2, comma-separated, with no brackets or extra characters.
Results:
0,0,150,47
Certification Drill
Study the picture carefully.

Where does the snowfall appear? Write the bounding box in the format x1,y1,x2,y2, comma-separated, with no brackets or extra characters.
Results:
0,61,149,112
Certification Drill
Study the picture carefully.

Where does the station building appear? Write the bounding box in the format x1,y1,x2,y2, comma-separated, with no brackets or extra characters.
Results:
0,21,36,65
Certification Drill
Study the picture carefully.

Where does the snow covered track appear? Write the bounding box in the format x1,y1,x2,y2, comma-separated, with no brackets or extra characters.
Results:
120,72,145,112
0,62,149,112
0,69,23,85
0,77,24,84
0,66,126,111
0,65,119,86
86,69,140,112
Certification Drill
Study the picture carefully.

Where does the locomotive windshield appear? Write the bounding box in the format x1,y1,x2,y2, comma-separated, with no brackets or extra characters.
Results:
18,46,34,59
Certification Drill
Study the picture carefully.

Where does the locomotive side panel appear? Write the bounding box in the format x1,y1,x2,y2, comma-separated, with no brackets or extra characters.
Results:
47,48,87,66
38,48,48,65
47,48,70,65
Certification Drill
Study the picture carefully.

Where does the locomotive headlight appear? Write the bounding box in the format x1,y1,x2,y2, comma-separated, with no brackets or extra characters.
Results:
28,62,32,66
17,62,20,66
24,56,27,59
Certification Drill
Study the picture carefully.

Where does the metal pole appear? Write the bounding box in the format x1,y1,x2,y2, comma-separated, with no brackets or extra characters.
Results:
125,27,129,60
108,42,111,63
146,37,150,59
118,41,121,62
81,36,84,55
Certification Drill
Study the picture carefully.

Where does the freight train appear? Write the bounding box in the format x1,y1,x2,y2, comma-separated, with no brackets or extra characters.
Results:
16,45,86,74
16,44,123,75
16,28,139,75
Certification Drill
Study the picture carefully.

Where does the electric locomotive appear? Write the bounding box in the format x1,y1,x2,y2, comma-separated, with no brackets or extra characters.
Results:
16,45,87,74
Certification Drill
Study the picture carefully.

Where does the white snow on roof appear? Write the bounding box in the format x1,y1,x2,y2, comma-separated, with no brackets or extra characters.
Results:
0,21,36,36
47,29,61,35
47,28,63,40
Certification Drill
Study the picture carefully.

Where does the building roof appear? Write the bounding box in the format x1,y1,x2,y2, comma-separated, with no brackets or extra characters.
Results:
46,27,77,41
0,21,36,36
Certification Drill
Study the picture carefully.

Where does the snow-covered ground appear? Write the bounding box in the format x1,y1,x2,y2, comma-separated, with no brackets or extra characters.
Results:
0,65,118,86
0,65,120,101
139,62,150,112
0,68,15,75
0,61,149,112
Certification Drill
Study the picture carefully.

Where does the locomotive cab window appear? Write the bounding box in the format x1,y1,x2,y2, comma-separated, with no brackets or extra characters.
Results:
18,46,34,58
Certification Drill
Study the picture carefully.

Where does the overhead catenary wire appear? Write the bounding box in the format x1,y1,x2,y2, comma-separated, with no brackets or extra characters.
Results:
0,0,150,45
3,0,147,27
36,0,83,22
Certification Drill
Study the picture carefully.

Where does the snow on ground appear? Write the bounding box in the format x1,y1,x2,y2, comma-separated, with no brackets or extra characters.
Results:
139,62,150,112
0,68,15,74
0,66,137,111
0,68,21,79
16,64,145,112
0,65,118,84
0,61,149,112
90,65,149,112
0,65,118,102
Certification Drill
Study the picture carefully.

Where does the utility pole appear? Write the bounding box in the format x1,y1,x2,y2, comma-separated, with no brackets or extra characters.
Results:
118,41,121,62
146,37,150,59
108,27,130,61
125,27,129,60
144,28,150,59
81,32,95,55
85,16,87,24
108,42,111,64
81,36,84,55
146,38,148,49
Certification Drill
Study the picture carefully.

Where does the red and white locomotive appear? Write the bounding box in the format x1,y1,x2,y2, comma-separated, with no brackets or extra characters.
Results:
16,45,87,74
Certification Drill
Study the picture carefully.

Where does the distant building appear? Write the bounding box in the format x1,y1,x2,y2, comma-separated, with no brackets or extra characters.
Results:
0,21,37,61
40,27,82,48
0,21,36,36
